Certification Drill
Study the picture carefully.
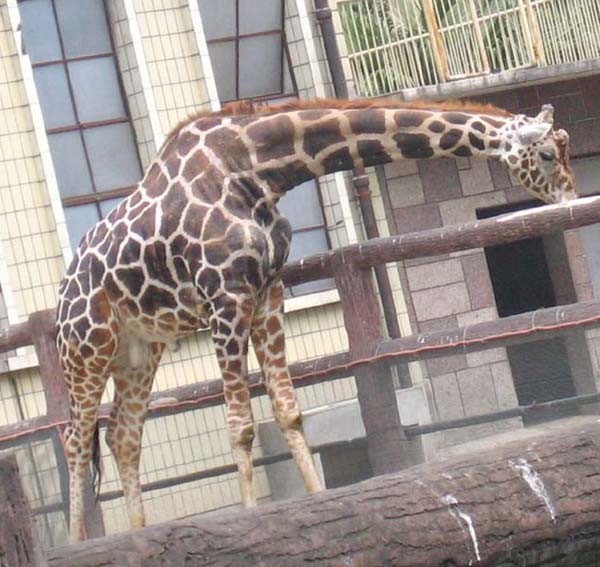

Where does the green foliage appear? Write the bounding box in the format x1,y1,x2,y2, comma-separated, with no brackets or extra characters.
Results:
340,0,437,94
339,0,600,96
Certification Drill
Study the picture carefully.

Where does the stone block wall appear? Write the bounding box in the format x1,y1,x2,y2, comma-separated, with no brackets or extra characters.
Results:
381,74,600,446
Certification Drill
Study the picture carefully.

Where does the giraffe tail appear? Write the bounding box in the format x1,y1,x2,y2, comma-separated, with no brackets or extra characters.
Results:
91,422,102,501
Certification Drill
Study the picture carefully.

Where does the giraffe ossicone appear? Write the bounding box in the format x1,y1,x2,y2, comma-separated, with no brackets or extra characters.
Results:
56,97,576,541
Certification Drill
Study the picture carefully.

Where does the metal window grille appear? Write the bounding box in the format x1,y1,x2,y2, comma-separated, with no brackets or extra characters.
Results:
339,0,600,97
198,0,297,103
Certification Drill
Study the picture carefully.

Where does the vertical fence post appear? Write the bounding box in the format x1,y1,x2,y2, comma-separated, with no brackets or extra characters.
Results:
28,310,105,539
333,259,417,474
0,454,44,567
421,0,450,81
522,0,546,65
466,0,491,73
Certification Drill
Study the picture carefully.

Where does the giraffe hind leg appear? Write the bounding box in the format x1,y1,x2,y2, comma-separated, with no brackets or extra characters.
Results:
105,340,164,530
210,294,257,507
251,281,324,493
58,299,117,541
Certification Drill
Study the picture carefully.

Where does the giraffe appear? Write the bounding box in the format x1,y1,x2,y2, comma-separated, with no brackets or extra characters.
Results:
56,97,576,541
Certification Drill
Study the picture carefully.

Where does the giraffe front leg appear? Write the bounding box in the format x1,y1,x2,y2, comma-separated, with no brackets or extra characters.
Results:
251,281,324,494
210,295,257,508
105,341,163,529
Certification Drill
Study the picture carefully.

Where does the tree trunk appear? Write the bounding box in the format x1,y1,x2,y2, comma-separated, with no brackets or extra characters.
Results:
0,455,44,567
48,418,600,567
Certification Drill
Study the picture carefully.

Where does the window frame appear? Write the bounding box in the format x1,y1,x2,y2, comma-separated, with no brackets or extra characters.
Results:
18,0,143,214
281,179,334,298
198,0,333,297
202,0,298,103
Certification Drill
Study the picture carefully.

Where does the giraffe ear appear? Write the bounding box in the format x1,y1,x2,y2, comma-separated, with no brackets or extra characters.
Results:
536,104,554,124
517,103,555,144
517,121,553,145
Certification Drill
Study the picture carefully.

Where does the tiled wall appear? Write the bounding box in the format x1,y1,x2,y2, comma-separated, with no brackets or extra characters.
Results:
285,0,335,99
133,0,212,136
0,4,65,320
107,0,159,170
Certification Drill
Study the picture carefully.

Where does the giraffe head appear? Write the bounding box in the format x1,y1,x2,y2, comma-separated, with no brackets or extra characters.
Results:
504,104,576,204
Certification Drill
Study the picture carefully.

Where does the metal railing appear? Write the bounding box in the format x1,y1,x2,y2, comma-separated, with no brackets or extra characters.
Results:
339,0,600,96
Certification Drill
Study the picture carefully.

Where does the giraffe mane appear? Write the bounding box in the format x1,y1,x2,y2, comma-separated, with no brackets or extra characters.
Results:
161,97,513,151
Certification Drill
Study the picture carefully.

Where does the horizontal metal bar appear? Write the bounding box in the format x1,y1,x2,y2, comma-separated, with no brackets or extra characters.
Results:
97,438,365,504
62,185,137,208
207,28,282,44
46,116,129,136
406,392,600,437
31,51,113,69
31,390,600,515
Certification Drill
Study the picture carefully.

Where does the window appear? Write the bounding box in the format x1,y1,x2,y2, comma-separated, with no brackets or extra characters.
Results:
198,0,333,296
277,180,332,297
198,0,296,103
19,0,142,249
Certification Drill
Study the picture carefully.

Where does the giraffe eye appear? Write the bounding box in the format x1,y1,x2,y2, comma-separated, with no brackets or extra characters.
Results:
539,151,554,162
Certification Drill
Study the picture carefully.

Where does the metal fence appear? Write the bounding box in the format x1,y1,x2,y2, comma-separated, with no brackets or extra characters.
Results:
339,0,600,96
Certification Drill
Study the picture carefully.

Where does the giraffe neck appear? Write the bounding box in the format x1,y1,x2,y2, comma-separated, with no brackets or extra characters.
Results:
235,106,513,199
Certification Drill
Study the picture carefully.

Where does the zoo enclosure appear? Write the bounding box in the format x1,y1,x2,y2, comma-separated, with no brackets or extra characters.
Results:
338,0,600,96
2,196,600,543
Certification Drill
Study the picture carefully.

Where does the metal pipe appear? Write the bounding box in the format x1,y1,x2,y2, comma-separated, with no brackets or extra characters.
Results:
313,0,348,98
314,0,404,348
29,388,600,512
352,167,402,341
405,391,600,437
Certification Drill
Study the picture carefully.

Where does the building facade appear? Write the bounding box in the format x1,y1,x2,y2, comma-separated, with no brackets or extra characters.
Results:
0,0,599,547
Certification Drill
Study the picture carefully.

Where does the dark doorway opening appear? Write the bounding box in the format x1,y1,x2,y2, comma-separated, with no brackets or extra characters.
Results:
477,201,576,423
319,439,373,489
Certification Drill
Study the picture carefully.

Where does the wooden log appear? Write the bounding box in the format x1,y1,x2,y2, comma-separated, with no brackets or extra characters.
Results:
29,311,69,423
282,195,600,286
0,320,32,354
333,258,410,475
47,418,600,566
0,455,44,567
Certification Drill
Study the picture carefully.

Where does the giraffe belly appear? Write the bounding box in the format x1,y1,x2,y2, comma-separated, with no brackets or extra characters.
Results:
114,283,211,344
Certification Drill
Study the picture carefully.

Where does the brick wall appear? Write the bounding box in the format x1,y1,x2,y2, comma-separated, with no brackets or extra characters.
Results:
382,74,600,446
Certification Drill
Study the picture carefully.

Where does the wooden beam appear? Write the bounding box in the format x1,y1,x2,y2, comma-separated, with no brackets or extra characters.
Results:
29,311,69,422
28,310,106,539
282,196,600,286
0,416,54,449
47,418,600,566
334,258,410,475
4,299,600,447
0,320,32,354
